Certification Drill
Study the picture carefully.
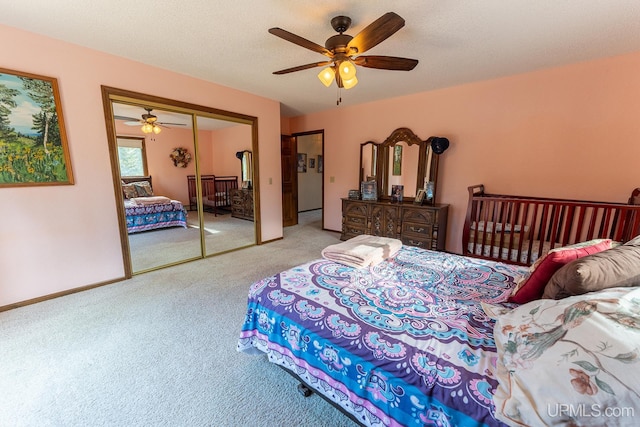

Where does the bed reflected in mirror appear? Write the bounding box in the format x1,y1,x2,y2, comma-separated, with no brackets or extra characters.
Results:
114,104,201,272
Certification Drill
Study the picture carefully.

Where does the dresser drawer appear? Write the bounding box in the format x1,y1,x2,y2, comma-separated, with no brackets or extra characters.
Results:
401,207,436,225
342,225,366,239
401,236,434,249
343,200,369,217
344,214,367,228
401,222,433,238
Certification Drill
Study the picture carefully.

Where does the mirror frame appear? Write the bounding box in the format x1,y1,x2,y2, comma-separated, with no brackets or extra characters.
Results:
376,127,439,203
358,141,381,184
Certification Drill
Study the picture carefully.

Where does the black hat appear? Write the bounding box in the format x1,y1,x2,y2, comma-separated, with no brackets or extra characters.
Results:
431,137,450,155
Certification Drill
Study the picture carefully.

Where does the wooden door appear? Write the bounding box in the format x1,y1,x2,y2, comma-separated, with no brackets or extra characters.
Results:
281,134,298,226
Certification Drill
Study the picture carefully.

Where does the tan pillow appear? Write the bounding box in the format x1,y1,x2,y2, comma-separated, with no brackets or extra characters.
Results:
129,180,153,197
122,183,138,199
542,236,640,299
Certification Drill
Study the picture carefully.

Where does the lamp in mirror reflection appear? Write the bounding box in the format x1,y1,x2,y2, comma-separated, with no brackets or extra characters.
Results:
141,122,161,134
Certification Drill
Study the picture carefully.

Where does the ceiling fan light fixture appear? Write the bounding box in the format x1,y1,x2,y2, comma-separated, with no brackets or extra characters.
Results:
338,60,356,81
141,122,154,134
342,75,358,89
317,67,335,87
152,124,162,134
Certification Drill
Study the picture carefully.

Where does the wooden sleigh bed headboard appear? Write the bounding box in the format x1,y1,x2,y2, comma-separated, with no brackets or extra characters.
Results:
463,184,640,266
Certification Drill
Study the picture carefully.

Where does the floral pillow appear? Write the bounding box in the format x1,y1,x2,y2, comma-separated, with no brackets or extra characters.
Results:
493,287,640,427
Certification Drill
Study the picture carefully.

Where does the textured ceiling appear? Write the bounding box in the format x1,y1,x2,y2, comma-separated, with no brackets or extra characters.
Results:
2,0,640,117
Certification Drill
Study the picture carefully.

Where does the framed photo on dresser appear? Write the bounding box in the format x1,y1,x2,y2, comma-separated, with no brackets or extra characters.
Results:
361,180,378,201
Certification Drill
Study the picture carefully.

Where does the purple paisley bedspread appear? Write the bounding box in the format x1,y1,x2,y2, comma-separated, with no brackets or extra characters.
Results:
238,246,527,427
124,200,188,233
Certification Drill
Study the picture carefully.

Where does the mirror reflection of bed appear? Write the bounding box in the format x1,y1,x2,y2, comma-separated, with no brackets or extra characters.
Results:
112,98,256,274
126,204,255,272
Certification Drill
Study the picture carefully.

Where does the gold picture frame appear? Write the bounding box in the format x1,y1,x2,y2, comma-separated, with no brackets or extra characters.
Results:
0,67,74,187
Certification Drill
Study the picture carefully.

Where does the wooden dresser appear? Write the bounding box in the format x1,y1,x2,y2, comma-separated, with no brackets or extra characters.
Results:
341,198,448,251
230,188,254,221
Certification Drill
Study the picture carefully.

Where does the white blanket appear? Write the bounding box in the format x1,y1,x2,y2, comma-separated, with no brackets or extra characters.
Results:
131,196,172,206
321,234,402,268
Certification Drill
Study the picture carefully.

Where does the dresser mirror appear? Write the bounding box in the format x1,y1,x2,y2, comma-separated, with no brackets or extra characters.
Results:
379,127,439,202
236,149,253,188
359,141,379,183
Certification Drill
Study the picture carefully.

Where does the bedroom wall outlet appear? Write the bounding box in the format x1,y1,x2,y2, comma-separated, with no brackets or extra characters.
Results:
330,176,335,183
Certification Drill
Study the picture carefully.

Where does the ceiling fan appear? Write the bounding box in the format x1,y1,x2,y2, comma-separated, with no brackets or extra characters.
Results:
114,107,186,134
269,12,418,90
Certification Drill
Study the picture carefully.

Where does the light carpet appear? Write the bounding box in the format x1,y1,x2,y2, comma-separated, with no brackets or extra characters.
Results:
0,210,360,427
128,212,256,272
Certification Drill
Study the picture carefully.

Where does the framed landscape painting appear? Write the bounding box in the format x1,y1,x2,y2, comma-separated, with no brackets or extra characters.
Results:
0,68,74,187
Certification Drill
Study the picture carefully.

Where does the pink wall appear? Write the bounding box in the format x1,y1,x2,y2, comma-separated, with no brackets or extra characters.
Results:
1,24,282,307
289,51,640,253
210,125,253,178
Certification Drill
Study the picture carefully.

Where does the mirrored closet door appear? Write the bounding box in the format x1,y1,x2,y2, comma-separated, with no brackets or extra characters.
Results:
103,87,259,276
194,115,255,257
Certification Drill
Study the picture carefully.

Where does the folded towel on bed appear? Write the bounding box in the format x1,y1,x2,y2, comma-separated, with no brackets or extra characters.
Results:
131,196,172,206
321,234,402,268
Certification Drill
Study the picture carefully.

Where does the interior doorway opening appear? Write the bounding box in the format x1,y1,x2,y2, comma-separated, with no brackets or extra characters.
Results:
281,130,324,229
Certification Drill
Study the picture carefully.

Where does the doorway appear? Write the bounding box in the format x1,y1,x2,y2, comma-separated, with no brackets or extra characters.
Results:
102,86,260,277
281,130,324,229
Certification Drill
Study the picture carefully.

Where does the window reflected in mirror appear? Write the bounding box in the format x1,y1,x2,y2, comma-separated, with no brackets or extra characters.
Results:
116,136,147,177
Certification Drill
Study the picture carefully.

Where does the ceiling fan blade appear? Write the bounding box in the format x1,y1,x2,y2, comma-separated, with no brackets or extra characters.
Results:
157,122,187,126
269,27,333,58
273,61,333,75
347,12,405,55
354,55,418,71
114,115,140,121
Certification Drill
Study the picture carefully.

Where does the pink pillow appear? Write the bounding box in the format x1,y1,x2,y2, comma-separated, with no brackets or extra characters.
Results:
509,239,613,304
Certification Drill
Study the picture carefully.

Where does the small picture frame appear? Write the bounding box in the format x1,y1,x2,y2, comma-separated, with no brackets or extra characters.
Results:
297,153,307,173
391,184,404,203
361,180,378,201
414,189,426,205
348,189,360,200
317,155,323,173
309,158,315,169
425,181,435,203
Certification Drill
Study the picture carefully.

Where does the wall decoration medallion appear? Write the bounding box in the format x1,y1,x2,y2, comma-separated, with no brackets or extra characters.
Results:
169,147,192,168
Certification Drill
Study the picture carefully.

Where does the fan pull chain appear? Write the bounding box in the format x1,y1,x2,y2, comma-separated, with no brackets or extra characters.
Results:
336,87,342,106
